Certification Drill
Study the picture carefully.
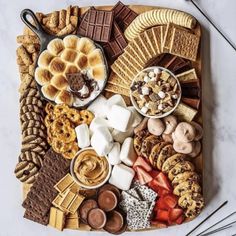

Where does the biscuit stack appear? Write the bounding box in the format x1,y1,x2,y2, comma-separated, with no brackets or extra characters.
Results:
134,130,204,218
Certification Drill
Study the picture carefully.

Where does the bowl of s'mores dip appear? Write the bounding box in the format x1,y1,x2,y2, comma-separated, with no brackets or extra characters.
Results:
15,1,204,234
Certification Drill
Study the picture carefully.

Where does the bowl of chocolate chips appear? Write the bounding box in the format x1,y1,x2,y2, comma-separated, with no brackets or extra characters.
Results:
130,66,182,118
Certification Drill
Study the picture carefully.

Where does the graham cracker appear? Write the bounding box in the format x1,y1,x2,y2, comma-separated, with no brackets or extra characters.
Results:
108,72,130,89
111,63,132,85
105,83,130,97
124,41,146,66
117,54,138,76
133,36,152,61
152,26,161,54
170,28,200,61
114,59,134,81
123,52,144,71
161,25,167,52
144,29,157,56
176,68,198,82
174,102,198,122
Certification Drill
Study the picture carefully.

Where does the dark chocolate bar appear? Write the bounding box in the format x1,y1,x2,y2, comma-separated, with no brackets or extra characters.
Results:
182,97,201,109
102,22,127,62
112,1,138,31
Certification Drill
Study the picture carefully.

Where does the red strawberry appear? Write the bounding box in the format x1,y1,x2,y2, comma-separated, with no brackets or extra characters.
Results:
154,172,172,191
149,170,160,178
157,187,171,197
151,220,167,228
136,166,153,185
155,198,169,210
133,156,152,172
169,208,183,221
163,194,178,209
155,209,169,222
176,214,185,224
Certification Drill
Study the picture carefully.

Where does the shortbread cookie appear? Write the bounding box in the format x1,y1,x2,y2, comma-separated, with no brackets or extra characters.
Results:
172,171,200,186
156,144,176,170
173,180,201,196
14,161,39,184
162,153,186,173
19,151,43,168
178,192,204,218
149,142,168,167
168,161,195,181
141,135,162,159
125,9,196,41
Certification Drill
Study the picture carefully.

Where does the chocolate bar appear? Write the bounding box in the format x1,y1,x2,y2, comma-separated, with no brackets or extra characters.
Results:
112,1,138,31
23,149,70,225
103,22,127,62
80,9,114,42
182,97,200,109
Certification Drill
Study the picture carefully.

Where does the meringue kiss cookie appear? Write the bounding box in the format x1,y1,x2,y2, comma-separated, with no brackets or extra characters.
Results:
173,140,194,154
162,133,174,143
75,124,90,148
175,122,196,142
147,118,165,136
108,142,121,165
163,115,178,134
191,121,203,141
120,137,137,166
189,141,201,158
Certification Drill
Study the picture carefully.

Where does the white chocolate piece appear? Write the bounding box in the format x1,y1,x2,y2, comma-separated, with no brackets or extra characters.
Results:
109,164,135,190
106,94,126,111
173,140,194,154
88,95,108,118
148,118,165,136
163,115,178,134
108,142,121,165
127,106,142,128
107,105,132,132
75,124,90,148
111,127,134,144
120,137,137,166
91,127,113,156
89,117,110,133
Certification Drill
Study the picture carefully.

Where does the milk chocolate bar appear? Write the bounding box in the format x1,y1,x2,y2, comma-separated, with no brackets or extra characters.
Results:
112,1,138,31
49,207,66,231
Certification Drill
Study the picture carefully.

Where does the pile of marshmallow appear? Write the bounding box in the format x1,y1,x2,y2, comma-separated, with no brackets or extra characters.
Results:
147,116,203,158
75,94,142,190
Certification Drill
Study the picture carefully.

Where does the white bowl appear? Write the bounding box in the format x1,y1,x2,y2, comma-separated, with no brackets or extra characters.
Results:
130,66,182,118
70,147,112,189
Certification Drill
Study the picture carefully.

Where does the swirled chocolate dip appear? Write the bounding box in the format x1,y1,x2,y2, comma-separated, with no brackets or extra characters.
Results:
67,72,98,100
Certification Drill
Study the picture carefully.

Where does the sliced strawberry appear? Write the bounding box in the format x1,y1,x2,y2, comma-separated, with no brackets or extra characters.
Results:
155,197,169,210
154,172,172,191
176,214,185,225
169,208,183,221
149,170,160,178
157,187,171,197
148,180,159,193
133,156,152,172
136,166,153,185
151,220,167,228
163,194,178,209
155,209,169,222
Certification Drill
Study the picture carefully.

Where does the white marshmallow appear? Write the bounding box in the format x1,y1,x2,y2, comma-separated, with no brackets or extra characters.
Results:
106,94,126,111
90,127,113,156
111,127,134,144
158,103,164,110
120,137,137,166
108,142,121,165
109,164,135,190
75,124,90,148
88,95,108,118
141,106,148,114
148,71,155,78
90,117,110,133
158,91,165,99
127,106,142,128
144,75,151,82
154,68,161,74
107,105,132,132
141,86,150,95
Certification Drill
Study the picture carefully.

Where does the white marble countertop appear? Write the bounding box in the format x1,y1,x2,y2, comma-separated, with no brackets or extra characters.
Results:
0,0,236,235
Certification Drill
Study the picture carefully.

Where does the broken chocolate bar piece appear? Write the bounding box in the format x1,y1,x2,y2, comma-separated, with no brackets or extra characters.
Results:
182,97,200,109
112,1,138,31
102,22,127,62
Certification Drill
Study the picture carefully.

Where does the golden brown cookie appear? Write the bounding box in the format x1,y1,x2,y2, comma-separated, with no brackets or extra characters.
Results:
173,180,201,196
168,161,195,181
172,171,200,186
149,142,168,168
141,135,162,159
162,153,186,173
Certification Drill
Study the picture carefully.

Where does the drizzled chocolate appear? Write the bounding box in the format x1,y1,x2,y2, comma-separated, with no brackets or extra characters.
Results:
67,72,98,100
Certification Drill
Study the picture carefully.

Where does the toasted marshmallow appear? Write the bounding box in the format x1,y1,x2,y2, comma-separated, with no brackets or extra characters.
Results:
109,164,135,190
75,124,90,148
88,95,108,118
107,105,132,132
91,127,113,156
108,142,121,165
120,137,137,166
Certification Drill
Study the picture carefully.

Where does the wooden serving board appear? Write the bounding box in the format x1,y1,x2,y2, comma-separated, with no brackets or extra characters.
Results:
22,4,203,232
